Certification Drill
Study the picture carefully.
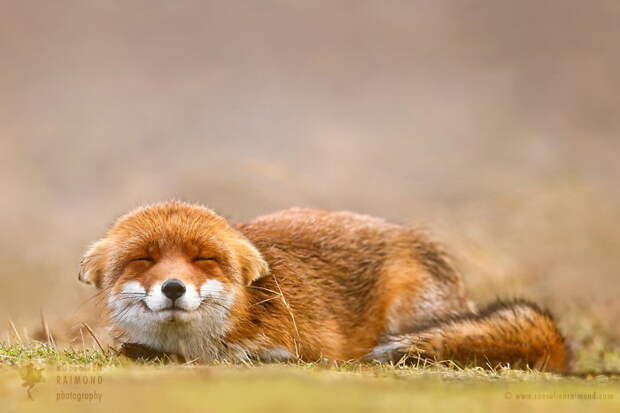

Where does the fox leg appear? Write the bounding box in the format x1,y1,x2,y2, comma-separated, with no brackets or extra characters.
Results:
367,299,570,372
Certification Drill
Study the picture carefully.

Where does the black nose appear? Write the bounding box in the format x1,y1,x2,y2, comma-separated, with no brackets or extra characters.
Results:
161,279,186,300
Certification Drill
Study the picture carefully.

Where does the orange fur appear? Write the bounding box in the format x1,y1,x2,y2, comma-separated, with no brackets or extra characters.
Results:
79,201,569,371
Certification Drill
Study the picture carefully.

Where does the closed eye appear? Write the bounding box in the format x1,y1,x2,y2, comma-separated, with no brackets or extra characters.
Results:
194,257,217,262
131,257,154,263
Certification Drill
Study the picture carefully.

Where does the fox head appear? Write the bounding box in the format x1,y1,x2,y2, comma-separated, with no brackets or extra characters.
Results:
79,201,269,355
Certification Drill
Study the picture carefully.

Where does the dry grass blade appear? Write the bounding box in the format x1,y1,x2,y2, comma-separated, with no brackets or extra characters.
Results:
271,273,301,358
8,320,22,344
251,295,281,307
82,322,106,354
39,309,55,348
79,327,86,351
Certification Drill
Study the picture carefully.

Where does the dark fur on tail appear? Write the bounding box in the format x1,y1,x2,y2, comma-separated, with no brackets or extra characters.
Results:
367,299,570,372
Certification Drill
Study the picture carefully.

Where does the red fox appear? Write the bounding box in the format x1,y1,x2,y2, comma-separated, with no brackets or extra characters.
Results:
79,201,569,371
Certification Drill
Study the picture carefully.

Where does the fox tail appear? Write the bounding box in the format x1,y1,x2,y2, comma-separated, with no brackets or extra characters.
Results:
367,299,570,372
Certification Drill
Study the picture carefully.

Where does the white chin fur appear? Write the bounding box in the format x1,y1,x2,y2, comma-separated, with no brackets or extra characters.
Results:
109,279,239,361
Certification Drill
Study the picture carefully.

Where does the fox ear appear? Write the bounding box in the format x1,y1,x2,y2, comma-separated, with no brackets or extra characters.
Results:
79,239,110,288
233,237,269,286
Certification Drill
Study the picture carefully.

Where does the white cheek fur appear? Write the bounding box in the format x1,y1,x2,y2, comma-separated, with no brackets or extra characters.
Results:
145,282,170,311
120,280,146,295
175,283,201,311
200,279,226,298
108,280,147,331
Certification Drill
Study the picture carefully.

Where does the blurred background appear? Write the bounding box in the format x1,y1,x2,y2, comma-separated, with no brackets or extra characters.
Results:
1,1,619,368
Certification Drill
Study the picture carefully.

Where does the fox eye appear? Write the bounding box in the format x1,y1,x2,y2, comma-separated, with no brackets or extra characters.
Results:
194,256,217,262
131,257,154,263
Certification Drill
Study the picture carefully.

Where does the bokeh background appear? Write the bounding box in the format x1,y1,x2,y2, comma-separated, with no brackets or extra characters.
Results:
2,1,619,368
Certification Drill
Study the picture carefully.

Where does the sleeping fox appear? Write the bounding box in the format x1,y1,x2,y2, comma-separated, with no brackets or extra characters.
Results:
79,201,569,371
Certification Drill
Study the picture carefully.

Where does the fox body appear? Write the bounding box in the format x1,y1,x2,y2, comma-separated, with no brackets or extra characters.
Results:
80,202,568,371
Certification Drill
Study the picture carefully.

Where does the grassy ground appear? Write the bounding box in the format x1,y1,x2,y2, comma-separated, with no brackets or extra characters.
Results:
1,343,618,413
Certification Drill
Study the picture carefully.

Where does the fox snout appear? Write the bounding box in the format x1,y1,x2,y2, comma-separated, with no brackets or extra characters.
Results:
147,278,201,313
138,279,202,313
